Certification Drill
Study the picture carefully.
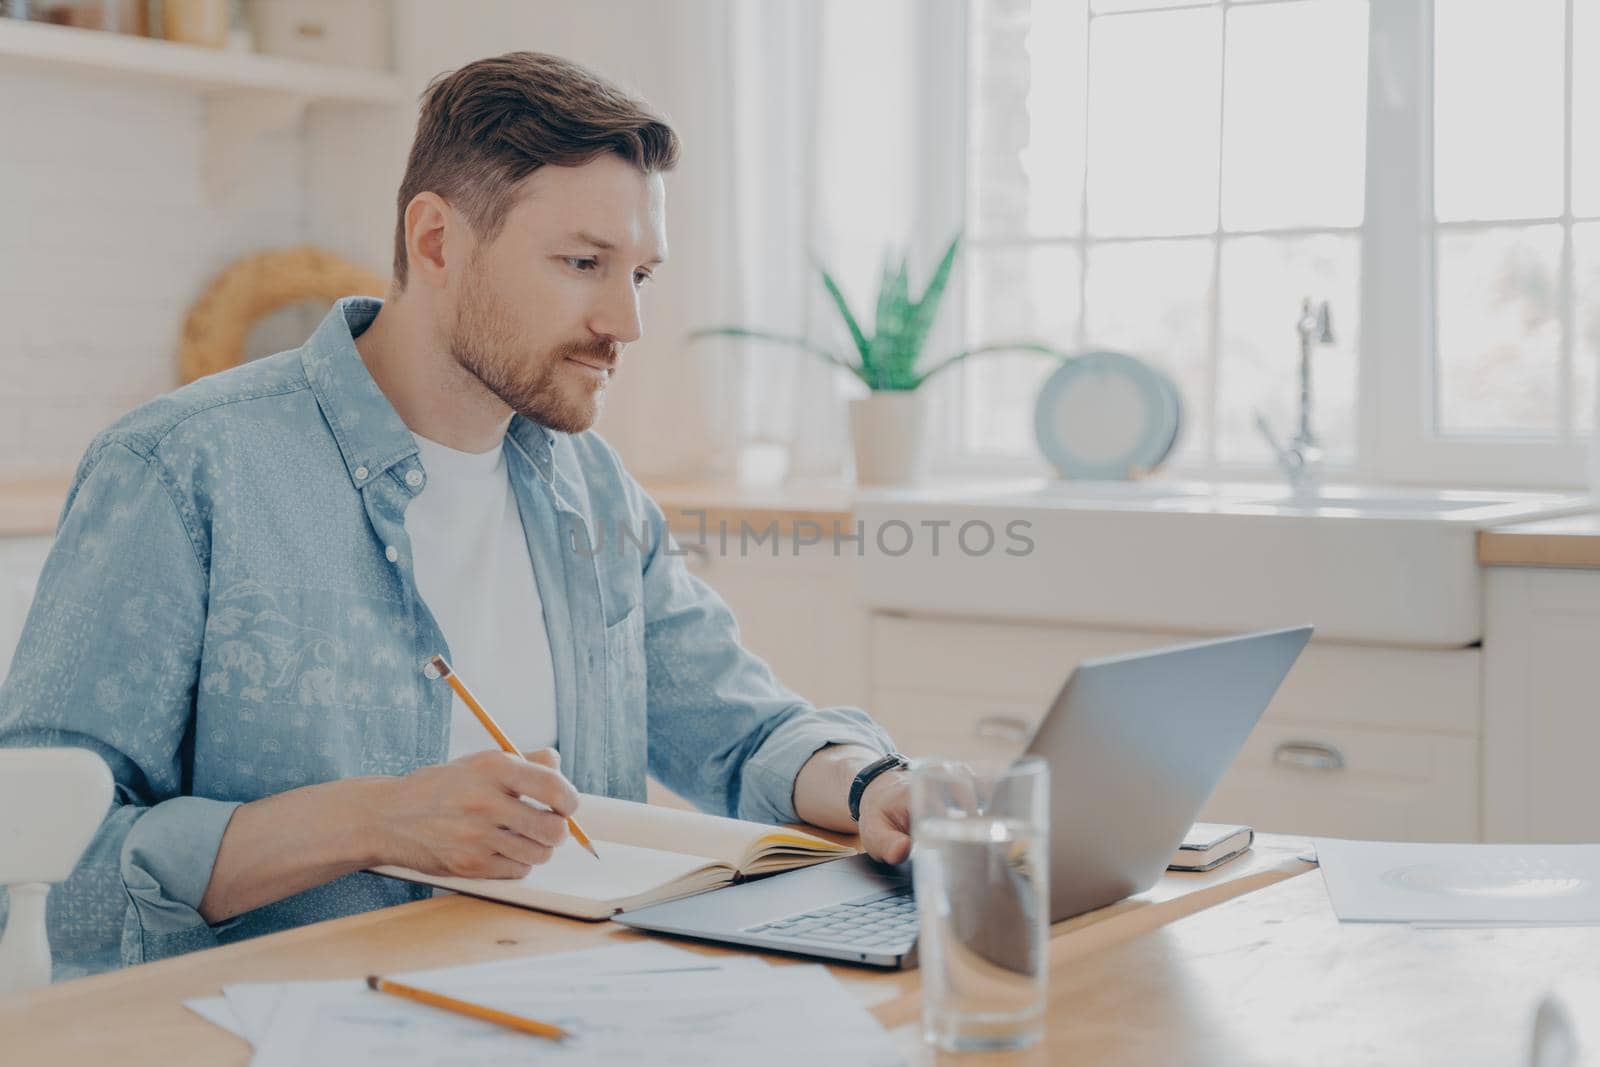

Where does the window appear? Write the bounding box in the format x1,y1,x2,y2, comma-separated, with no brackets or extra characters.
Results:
1433,0,1596,441
953,0,1595,486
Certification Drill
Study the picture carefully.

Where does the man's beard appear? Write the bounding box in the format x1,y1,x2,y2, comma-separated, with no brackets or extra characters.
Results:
446,265,618,435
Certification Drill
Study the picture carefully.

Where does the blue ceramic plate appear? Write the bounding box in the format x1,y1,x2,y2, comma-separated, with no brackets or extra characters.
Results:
1033,351,1182,480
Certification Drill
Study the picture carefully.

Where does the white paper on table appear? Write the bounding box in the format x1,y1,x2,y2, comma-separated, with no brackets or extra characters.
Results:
1314,838,1600,925
245,962,900,1067
184,996,249,1041
211,941,724,1046
225,954,779,1042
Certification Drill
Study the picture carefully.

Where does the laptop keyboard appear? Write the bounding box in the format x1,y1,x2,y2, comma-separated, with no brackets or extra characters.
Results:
741,887,918,950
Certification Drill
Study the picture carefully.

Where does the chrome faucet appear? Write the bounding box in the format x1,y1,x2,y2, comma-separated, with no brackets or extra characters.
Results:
1256,298,1335,492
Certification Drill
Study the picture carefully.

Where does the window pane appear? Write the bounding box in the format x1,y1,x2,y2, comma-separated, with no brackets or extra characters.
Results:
1576,222,1600,434
1083,239,1214,465
1574,0,1600,219
1435,225,1562,435
1435,0,1564,222
970,0,1090,239
1217,234,1360,464
1221,0,1368,231
964,244,1083,453
1086,7,1222,236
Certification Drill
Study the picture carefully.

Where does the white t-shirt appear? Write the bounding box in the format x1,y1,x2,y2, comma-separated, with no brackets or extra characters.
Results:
407,433,558,760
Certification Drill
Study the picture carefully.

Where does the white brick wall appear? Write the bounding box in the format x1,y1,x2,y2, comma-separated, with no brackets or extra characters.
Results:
0,65,313,479
0,5,740,485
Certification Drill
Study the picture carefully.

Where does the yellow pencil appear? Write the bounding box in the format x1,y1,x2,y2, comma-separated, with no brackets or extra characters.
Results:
366,974,571,1042
427,654,600,861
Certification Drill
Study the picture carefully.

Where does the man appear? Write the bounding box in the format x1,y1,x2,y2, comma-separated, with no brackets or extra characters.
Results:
0,52,911,978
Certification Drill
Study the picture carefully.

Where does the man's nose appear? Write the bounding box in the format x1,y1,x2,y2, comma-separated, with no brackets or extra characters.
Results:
591,275,643,346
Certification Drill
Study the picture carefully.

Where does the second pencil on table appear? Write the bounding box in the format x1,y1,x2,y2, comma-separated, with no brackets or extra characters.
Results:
426,653,600,861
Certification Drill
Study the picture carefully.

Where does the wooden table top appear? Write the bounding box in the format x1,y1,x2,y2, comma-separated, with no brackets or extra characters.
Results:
1038,863,1588,1066
0,836,1311,1065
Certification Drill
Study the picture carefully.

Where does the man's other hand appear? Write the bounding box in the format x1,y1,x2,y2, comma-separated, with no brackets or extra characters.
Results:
857,769,913,865
792,743,914,864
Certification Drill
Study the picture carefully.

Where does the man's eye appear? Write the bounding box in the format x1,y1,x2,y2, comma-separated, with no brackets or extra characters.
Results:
567,258,599,272
634,272,654,287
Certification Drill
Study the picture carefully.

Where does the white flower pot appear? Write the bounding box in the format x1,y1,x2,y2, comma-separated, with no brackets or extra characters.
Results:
849,391,929,487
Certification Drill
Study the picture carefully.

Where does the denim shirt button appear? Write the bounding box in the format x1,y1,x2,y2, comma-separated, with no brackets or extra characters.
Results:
354,465,369,481
385,545,399,563
422,662,440,680
405,470,423,488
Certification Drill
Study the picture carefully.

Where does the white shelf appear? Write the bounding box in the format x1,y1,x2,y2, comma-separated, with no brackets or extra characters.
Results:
0,18,406,104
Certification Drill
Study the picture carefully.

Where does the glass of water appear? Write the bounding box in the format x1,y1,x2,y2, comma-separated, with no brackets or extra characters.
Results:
910,755,1050,1053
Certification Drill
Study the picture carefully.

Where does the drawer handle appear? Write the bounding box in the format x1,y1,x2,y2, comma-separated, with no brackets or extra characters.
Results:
975,715,1031,743
1273,740,1345,772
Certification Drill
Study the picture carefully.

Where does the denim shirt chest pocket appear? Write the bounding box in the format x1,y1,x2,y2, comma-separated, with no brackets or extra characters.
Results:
583,486,648,795
601,602,646,798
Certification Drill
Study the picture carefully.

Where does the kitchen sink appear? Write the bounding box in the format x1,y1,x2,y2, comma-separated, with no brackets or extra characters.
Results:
851,480,1592,646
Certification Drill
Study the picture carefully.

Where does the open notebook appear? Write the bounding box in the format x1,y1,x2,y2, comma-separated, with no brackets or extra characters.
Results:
370,794,856,920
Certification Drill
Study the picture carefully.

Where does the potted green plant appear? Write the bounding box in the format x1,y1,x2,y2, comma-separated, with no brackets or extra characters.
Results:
691,233,1063,486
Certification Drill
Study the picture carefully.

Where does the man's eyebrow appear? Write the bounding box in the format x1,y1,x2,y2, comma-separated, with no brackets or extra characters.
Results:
568,231,666,266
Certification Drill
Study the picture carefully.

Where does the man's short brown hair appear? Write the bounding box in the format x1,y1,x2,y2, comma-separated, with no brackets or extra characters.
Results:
392,51,680,287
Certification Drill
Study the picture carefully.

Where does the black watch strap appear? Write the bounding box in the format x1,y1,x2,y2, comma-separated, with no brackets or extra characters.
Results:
848,752,909,822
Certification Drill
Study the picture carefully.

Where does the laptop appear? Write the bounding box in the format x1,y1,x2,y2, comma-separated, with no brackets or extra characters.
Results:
614,625,1314,968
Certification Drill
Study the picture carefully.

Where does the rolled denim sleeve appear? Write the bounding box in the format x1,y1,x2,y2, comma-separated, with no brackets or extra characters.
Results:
0,440,237,974
622,476,894,825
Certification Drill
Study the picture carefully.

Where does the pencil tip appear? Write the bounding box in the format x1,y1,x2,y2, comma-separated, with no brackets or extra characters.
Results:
366,976,380,990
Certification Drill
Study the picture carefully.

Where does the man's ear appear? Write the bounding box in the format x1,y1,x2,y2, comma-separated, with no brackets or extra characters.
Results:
404,191,456,290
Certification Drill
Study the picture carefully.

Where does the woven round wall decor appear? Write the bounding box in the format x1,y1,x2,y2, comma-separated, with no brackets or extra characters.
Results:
178,246,389,384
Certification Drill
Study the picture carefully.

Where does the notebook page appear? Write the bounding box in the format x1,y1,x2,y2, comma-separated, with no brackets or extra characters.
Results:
371,837,718,914
574,794,847,869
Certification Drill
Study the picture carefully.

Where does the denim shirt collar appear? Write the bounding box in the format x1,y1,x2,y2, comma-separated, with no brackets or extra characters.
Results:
302,297,560,488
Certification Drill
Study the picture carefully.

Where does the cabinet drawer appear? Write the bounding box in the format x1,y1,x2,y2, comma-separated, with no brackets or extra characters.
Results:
870,614,1481,735
870,688,1042,760
876,691,1479,841
667,530,869,710
1201,721,1479,842
872,614,1174,705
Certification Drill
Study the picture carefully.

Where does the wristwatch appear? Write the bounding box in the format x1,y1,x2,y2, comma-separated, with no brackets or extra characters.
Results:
848,752,910,822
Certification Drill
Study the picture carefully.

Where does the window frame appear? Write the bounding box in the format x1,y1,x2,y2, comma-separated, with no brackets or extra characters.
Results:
935,0,1591,489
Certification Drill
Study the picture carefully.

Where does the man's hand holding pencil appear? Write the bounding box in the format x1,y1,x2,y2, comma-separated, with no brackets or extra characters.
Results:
373,746,583,880
368,654,600,880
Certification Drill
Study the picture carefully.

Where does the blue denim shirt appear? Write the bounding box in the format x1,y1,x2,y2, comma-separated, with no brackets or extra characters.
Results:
0,298,892,979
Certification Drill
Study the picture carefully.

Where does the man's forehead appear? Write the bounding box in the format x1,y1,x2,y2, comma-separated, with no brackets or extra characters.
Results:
512,162,668,262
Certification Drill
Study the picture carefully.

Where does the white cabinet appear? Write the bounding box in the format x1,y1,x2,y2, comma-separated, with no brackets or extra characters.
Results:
869,613,1482,841
667,533,870,712
0,536,52,684
1483,567,1600,842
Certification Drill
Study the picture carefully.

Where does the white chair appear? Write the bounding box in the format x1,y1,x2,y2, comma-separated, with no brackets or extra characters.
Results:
0,748,113,993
